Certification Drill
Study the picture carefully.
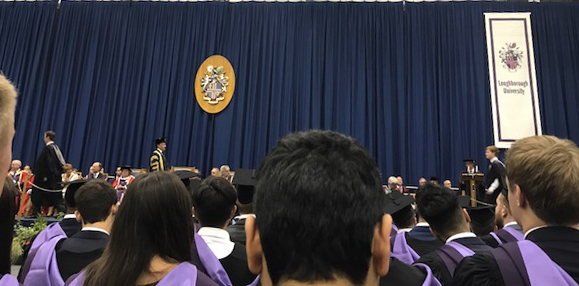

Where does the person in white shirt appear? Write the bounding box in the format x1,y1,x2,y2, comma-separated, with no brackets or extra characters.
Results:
193,176,257,286
61,164,80,197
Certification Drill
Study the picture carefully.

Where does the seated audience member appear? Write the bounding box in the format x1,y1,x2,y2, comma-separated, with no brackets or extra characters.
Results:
397,176,407,193
67,172,218,286
9,159,22,187
483,191,523,247
18,180,84,282
85,162,105,181
114,166,122,180
390,193,416,233
414,183,492,285
387,176,400,193
62,164,80,195
443,180,452,189
193,177,256,286
55,180,118,282
245,130,439,286
220,165,233,182
466,205,495,237
451,136,579,286
228,169,256,245
419,177,427,187
111,166,135,202
429,177,439,185
211,167,220,177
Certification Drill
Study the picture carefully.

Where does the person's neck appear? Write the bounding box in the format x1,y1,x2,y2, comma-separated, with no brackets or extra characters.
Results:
502,216,516,227
83,216,113,234
46,140,54,144
136,255,179,285
441,224,471,241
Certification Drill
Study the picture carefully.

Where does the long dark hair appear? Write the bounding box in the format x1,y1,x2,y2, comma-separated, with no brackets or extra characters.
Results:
83,172,194,286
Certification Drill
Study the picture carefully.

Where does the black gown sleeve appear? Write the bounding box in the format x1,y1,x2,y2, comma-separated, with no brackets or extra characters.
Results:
380,258,426,286
449,253,505,286
414,252,452,285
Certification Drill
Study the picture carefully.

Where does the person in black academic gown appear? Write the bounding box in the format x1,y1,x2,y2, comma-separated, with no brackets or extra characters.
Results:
482,146,506,204
451,136,579,286
228,169,256,246
414,183,492,285
55,180,118,281
31,131,66,216
193,176,256,286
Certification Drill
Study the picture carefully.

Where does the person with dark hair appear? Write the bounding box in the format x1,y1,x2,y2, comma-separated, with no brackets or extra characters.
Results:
414,183,492,285
31,130,66,216
111,166,134,202
452,136,579,286
149,137,170,172
245,130,439,286
85,162,106,181
479,192,523,248
228,169,256,246
482,145,505,204
193,176,256,286
67,172,217,286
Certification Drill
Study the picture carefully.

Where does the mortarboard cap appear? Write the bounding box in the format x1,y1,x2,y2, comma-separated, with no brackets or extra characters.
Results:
120,165,132,172
463,158,476,163
466,204,495,235
232,169,256,204
430,177,439,182
64,179,87,209
384,191,415,214
155,137,167,145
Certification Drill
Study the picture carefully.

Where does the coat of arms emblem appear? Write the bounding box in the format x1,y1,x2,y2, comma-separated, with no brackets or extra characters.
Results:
499,43,524,72
200,65,229,105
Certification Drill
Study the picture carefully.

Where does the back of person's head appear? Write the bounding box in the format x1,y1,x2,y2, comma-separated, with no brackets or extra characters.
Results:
44,130,56,141
387,176,398,187
82,172,194,286
0,75,17,187
192,176,237,228
249,130,388,286
416,183,467,240
391,205,415,229
75,180,117,224
506,135,579,226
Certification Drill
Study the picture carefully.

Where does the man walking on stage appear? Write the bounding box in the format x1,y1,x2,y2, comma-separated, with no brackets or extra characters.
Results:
31,131,66,217
482,145,505,204
149,137,170,172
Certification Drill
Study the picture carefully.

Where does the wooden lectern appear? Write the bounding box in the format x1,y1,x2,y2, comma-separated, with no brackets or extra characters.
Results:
461,173,484,207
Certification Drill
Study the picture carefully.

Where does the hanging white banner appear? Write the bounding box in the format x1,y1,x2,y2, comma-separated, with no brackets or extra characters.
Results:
485,13,542,149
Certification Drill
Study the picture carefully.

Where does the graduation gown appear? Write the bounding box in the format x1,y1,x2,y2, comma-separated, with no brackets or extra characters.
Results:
414,236,492,285
55,230,109,281
33,143,65,190
450,227,579,286
482,159,506,203
149,149,170,172
228,218,247,245
219,242,256,286
406,226,445,256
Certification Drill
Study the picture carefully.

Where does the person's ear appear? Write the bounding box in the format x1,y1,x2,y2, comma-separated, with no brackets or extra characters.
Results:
230,205,238,219
463,208,471,223
245,215,263,275
513,184,527,208
75,210,82,223
372,214,392,276
500,204,508,218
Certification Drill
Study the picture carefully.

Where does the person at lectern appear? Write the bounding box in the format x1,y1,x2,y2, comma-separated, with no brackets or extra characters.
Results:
482,146,506,204
149,137,170,172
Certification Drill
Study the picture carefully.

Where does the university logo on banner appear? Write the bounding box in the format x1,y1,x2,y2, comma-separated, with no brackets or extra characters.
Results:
195,55,236,114
485,13,542,148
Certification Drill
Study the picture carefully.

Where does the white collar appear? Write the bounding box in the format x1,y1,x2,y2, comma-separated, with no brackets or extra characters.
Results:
46,141,54,146
235,214,252,220
416,222,430,227
82,227,110,236
524,225,548,239
398,228,413,233
156,148,164,153
120,175,134,180
63,214,77,219
198,227,235,259
490,157,498,163
446,232,477,243
504,221,518,228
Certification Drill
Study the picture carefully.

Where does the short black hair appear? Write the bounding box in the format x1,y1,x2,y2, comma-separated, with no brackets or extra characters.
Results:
75,180,117,224
255,130,385,285
391,205,415,229
416,183,463,238
192,177,237,228
45,131,56,141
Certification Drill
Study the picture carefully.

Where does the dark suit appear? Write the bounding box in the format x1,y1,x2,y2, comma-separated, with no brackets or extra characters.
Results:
59,217,82,238
220,242,257,286
56,230,110,281
228,218,247,245
381,258,427,286
415,236,493,285
406,226,445,256
85,173,106,181
32,143,65,214
452,227,579,286
483,159,506,204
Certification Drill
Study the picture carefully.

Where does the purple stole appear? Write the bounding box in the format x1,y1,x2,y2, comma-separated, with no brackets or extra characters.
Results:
20,222,67,283
391,224,399,237
0,275,19,286
494,240,578,286
432,241,475,277
390,231,420,264
490,226,524,246
67,263,199,286
193,232,233,286
412,263,443,286
23,234,67,286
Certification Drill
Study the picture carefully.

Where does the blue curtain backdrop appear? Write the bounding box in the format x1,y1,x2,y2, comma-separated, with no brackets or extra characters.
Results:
1,2,578,184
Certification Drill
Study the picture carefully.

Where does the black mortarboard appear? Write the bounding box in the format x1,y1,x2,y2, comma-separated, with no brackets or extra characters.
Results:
175,170,201,187
384,191,415,214
466,204,496,236
430,177,439,182
64,179,87,209
155,137,167,145
232,169,256,204
463,158,476,163
120,165,132,172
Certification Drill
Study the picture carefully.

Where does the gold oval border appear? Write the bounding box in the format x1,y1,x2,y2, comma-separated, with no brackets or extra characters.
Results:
195,55,236,114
